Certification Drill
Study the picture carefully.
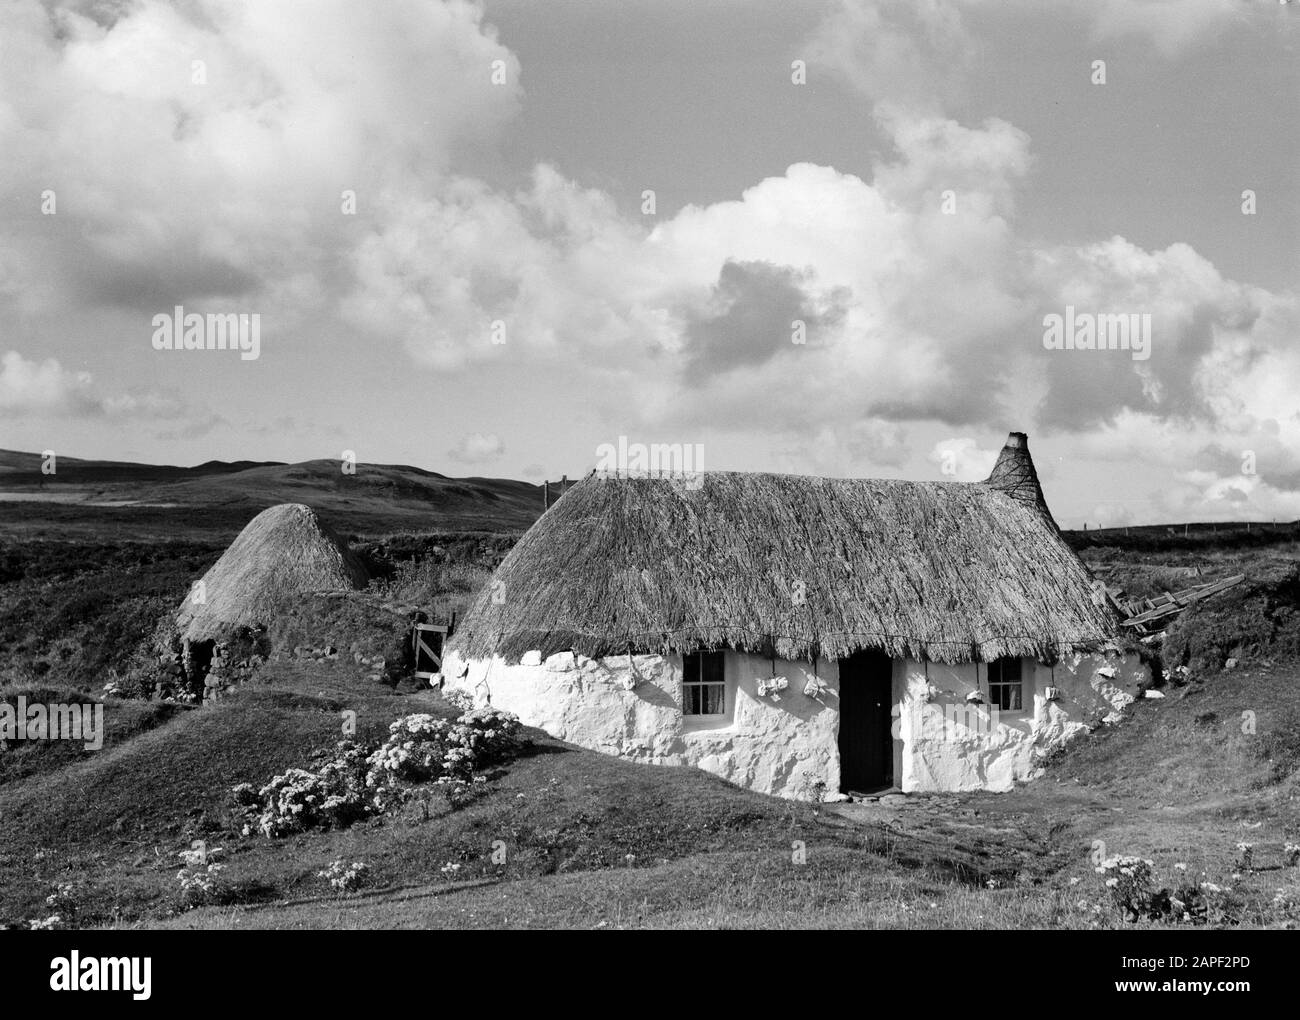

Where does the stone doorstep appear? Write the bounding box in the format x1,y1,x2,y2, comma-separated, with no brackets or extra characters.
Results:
845,789,906,805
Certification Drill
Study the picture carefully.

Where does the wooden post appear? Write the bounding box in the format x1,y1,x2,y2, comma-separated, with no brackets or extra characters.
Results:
544,480,549,509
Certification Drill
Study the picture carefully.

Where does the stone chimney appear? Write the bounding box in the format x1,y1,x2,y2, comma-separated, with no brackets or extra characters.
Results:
985,431,1057,528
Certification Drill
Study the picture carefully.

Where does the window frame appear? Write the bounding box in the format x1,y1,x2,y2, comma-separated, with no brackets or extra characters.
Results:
985,656,1025,713
681,650,728,721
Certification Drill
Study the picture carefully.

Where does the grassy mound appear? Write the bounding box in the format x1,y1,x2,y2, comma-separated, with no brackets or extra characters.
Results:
1163,560,1300,673
0,686,182,787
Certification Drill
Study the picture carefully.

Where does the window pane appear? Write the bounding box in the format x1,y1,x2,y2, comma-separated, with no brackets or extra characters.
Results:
702,651,725,686
683,651,726,717
1002,657,1021,685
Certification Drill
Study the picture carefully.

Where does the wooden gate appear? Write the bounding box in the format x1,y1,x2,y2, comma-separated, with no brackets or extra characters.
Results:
412,622,449,683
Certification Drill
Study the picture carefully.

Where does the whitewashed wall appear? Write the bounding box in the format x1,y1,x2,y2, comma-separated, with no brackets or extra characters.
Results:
442,648,840,799
893,649,1148,793
442,644,1148,799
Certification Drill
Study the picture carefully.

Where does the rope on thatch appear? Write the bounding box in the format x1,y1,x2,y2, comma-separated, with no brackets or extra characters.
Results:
985,431,1056,527
448,463,1118,667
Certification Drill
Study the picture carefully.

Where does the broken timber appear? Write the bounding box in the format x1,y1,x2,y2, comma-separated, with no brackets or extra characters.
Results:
1110,574,1246,634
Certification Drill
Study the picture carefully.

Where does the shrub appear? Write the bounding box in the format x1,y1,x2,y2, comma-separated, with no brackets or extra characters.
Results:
233,707,524,837
231,740,372,838
1096,855,1158,921
365,707,522,812
317,860,370,893
1094,857,1244,926
176,845,226,908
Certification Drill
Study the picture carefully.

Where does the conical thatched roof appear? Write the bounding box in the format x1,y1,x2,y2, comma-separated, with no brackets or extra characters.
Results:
448,436,1117,665
175,503,369,644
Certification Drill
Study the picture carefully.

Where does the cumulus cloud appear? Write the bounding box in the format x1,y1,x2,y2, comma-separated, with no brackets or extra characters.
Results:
1080,0,1249,58
0,349,196,422
682,261,847,376
808,0,1254,99
0,0,520,310
927,436,999,483
0,351,99,416
447,432,504,465
338,98,1293,469
2,0,1292,526
806,0,971,113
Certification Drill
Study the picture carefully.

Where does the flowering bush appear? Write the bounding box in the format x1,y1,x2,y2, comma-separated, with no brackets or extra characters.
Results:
1272,886,1300,920
317,860,370,893
1170,881,1241,926
442,686,476,713
232,708,524,837
366,707,521,811
176,846,226,908
1095,855,1157,920
231,740,372,837
1091,854,1245,926
44,882,77,915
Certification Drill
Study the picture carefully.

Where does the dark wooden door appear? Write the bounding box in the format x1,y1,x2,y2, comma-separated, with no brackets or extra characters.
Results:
838,650,894,792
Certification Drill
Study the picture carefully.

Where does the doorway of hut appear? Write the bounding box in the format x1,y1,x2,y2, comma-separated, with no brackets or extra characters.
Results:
837,649,894,794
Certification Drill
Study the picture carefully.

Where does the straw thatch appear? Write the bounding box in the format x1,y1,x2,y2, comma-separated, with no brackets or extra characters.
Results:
449,444,1117,666
175,503,369,644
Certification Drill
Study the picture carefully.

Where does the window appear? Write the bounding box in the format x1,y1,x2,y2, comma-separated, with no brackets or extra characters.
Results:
682,651,726,717
986,657,1023,711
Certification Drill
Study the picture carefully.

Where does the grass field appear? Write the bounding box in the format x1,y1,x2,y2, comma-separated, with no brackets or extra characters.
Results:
0,647,1295,930
1,501,1298,929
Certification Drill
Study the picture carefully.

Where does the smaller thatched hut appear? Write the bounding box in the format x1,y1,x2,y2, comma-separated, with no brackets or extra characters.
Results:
442,432,1149,799
167,503,369,695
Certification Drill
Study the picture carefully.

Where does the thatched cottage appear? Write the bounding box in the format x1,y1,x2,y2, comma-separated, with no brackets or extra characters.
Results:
442,433,1149,799
167,503,369,695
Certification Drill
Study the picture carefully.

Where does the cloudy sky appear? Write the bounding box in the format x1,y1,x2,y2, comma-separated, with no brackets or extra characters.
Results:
0,0,1296,527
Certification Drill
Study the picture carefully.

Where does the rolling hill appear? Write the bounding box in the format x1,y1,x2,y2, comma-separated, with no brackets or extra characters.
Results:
0,449,555,537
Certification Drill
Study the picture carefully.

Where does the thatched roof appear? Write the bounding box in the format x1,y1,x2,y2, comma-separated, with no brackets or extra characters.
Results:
175,503,369,644
448,434,1117,665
